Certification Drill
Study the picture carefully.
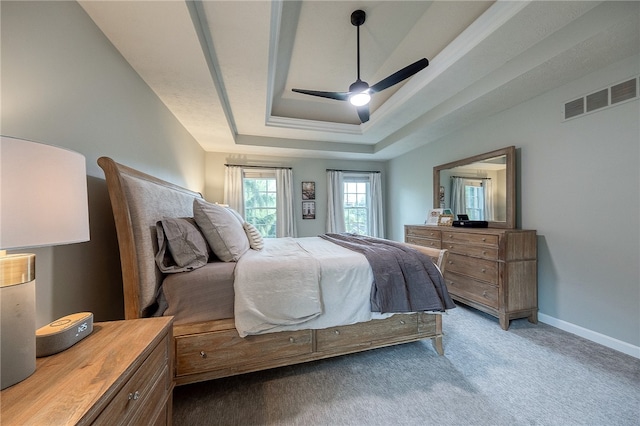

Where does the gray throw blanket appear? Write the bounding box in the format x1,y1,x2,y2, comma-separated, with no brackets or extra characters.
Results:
320,233,456,313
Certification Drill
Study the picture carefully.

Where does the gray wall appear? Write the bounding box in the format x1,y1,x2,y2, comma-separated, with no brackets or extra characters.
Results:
1,1,205,326
204,152,386,238
387,54,640,352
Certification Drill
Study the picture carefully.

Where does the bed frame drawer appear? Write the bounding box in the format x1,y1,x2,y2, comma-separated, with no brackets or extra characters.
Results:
316,314,418,353
176,329,312,377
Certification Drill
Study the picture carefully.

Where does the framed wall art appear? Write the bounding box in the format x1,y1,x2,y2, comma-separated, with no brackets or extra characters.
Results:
302,201,315,219
302,181,315,200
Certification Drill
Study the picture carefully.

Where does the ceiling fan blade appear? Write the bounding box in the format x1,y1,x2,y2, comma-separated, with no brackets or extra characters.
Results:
369,58,429,93
292,88,349,102
356,104,370,123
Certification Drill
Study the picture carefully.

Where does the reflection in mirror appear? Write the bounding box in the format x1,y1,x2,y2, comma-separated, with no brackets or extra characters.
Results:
433,146,515,229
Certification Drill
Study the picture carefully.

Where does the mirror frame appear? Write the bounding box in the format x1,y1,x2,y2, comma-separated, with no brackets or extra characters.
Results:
433,146,516,229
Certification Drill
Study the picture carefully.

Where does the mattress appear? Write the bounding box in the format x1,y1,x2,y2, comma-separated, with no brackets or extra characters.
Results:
159,261,236,325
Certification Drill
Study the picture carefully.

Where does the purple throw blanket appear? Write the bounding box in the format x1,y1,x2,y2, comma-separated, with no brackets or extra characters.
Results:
320,233,456,313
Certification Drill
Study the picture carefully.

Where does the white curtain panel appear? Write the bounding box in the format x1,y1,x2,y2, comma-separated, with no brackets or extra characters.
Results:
275,168,297,238
224,166,245,217
450,177,466,219
369,172,385,238
326,170,345,233
482,178,494,221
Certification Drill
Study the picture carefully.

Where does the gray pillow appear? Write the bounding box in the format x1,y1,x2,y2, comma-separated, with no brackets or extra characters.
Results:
193,199,250,262
155,217,209,273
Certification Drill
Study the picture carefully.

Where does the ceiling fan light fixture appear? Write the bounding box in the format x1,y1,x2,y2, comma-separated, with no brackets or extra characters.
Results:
349,92,371,106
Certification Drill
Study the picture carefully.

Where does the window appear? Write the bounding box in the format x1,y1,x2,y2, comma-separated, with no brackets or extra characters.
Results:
464,182,485,220
343,175,370,235
243,171,277,238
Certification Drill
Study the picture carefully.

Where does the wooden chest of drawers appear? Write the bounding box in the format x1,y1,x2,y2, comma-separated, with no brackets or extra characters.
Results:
0,317,174,425
406,225,537,330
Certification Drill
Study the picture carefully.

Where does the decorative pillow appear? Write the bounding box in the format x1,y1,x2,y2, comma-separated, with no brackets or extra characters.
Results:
193,198,250,262
155,218,209,273
226,207,245,225
243,222,264,250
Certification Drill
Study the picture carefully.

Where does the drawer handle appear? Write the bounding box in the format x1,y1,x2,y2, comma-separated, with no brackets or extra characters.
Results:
481,268,486,273
400,320,406,325
289,337,295,343
482,251,487,255
482,238,486,242
334,330,340,335
128,391,140,401
448,260,453,264
200,351,207,358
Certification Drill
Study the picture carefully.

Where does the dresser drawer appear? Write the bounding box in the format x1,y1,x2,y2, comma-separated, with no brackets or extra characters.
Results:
445,272,499,309
446,253,498,283
406,227,441,240
317,314,417,352
176,329,312,376
405,235,441,249
443,242,498,260
94,334,169,425
442,231,499,246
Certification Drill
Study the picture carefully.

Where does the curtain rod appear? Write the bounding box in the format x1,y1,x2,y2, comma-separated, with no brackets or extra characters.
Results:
225,164,292,170
451,176,491,179
326,169,381,173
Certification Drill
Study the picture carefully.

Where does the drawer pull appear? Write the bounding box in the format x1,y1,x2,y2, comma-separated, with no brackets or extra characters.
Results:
400,320,406,325
334,330,340,335
289,337,295,343
128,391,140,401
482,238,486,242
200,351,207,358
481,268,486,273
483,291,488,297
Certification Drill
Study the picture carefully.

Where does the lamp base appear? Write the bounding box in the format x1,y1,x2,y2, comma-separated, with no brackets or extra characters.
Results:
1,253,36,390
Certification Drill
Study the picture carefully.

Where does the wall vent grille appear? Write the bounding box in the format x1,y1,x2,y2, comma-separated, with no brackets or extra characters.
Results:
563,76,638,121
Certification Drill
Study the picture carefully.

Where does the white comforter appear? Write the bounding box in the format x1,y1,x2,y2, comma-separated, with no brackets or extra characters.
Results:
234,237,389,337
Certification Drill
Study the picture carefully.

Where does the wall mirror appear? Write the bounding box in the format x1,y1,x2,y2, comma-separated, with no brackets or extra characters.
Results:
433,146,516,229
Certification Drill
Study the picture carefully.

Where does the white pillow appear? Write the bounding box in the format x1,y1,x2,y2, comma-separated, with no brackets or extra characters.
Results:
193,199,250,262
243,222,264,250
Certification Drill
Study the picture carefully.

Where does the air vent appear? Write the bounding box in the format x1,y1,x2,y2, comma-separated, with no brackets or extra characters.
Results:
563,76,639,121
611,78,637,104
564,98,584,119
586,89,608,112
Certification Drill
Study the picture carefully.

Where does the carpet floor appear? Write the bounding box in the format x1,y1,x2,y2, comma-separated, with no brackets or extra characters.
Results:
173,305,640,425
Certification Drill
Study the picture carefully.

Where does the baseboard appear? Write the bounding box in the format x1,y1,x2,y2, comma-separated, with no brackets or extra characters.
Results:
538,313,640,359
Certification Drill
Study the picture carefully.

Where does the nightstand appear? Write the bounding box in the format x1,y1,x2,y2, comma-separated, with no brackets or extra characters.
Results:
0,316,174,425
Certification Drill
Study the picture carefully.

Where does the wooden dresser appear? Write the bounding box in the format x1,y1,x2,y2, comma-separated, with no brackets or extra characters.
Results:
0,317,174,425
405,225,537,330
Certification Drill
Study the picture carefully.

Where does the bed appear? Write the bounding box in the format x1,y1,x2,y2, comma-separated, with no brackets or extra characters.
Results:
98,157,454,386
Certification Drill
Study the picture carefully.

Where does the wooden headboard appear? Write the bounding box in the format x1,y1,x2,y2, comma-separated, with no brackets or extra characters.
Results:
98,157,204,319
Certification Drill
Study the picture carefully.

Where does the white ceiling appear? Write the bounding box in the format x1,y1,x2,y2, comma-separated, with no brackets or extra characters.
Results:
78,1,639,160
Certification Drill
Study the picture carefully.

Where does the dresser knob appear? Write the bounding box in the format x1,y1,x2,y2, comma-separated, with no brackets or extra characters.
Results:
128,391,140,401
289,337,295,343
334,330,340,335
200,351,207,358
483,291,488,297
481,268,486,273
400,320,406,325
482,238,486,242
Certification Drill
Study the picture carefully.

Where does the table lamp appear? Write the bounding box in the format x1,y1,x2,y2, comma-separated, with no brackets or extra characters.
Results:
0,136,90,389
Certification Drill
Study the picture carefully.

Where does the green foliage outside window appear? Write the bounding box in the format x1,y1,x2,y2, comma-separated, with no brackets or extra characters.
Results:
344,181,369,235
244,178,277,238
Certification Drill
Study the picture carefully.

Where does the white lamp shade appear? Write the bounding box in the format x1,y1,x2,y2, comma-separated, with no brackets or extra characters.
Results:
1,136,90,250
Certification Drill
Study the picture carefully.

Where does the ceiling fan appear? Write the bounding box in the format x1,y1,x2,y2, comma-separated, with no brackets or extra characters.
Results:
292,9,429,124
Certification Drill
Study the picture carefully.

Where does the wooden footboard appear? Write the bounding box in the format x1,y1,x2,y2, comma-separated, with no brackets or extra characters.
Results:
98,157,449,387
